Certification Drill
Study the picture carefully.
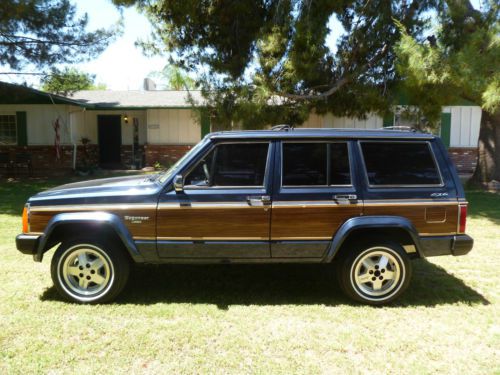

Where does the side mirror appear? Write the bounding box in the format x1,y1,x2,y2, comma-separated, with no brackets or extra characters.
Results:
173,174,184,192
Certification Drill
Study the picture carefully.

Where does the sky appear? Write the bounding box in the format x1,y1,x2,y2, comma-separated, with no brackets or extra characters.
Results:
2,0,483,91
73,0,166,90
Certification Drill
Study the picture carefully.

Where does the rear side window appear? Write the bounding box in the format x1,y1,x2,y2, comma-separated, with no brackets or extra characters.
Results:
282,142,351,186
360,142,441,186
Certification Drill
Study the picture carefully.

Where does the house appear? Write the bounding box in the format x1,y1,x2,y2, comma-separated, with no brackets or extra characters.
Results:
0,81,481,175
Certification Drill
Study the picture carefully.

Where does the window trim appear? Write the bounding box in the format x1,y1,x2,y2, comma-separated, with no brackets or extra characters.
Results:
0,112,17,146
280,140,353,188
182,141,272,190
358,140,444,188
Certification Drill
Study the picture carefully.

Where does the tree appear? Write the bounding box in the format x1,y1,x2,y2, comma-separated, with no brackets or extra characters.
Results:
41,67,106,96
0,0,118,70
396,0,499,184
113,0,436,129
147,65,196,90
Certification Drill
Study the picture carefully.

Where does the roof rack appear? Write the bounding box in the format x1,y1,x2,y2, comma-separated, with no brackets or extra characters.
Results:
381,126,418,132
271,124,293,131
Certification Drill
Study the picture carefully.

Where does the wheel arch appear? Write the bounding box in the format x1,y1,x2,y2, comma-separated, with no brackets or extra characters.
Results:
325,215,423,262
35,212,143,263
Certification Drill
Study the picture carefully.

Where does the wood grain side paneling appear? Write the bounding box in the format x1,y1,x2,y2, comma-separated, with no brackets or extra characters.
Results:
271,204,362,240
363,203,459,234
29,206,157,238
156,205,270,239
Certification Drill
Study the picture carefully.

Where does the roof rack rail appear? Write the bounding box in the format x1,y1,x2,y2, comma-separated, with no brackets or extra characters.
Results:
381,126,418,132
271,124,293,131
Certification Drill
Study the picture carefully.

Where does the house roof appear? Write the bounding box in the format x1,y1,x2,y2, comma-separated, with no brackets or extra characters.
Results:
70,89,205,109
0,81,84,106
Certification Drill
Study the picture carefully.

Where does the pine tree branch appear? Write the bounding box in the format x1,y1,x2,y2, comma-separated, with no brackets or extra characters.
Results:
278,44,388,101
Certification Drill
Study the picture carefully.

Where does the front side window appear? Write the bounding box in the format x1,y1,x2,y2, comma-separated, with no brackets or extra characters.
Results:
185,143,269,187
282,142,351,186
0,114,16,145
361,142,441,186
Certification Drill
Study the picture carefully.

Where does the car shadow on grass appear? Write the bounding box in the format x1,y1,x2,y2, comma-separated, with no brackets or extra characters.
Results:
40,259,489,308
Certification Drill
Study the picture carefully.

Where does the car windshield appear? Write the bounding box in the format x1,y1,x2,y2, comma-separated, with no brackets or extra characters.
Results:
155,138,209,184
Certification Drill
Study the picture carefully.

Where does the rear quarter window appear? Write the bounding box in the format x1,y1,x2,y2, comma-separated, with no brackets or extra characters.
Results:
360,142,441,186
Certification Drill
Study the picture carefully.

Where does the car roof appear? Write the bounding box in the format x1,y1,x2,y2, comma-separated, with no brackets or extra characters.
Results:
208,128,436,140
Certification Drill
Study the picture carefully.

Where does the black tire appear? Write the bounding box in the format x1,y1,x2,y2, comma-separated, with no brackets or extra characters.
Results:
336,241,412,305
50,237,130,304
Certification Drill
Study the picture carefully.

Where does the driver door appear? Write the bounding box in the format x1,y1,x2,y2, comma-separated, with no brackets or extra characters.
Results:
156,141,274,259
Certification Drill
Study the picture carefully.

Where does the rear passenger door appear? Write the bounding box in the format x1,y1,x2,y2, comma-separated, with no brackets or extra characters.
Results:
270,140,362,258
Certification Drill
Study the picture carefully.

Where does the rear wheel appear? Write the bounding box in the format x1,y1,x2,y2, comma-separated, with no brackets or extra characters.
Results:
51,238,130,303
337,241,411,305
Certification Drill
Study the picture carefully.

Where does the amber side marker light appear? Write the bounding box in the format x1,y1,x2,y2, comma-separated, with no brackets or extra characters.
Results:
458,204,467,234
22,205,29,233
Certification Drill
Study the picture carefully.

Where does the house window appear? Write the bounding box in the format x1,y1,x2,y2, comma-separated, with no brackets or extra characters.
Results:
0,114,17,145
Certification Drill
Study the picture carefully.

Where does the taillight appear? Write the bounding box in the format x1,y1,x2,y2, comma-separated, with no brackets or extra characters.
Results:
458,204,467,233
22,204,29,233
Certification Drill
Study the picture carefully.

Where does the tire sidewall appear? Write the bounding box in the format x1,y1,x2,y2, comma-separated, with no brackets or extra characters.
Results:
51,238,128,304
339,241,412,305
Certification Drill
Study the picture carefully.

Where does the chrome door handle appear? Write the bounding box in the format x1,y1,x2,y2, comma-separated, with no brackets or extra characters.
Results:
333,194,357,203
247,195,271,206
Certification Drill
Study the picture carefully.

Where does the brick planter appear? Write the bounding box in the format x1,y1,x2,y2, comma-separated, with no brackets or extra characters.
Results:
144,144,194,168
0,145,98,176
448,147,478,174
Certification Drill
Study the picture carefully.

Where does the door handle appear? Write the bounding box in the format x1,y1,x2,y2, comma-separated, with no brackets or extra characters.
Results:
247,195,271,206
333,194,357,203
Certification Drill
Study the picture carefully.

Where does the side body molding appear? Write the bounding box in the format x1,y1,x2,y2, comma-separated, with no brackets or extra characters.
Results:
35,212,143,262
324,215,423,262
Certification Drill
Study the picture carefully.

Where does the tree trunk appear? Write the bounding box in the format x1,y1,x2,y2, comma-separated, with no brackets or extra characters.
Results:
471,110,500,186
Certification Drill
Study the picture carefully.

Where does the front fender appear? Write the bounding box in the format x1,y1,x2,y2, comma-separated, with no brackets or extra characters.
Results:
35,211,142,262
324,215,423,262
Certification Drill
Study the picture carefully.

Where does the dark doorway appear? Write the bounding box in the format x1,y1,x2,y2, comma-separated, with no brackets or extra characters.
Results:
97,115,122,168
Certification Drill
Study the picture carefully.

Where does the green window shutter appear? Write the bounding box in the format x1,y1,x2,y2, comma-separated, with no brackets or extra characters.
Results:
383,112,394,127
200,109,210,137
16,111,27,146
440,112,451,148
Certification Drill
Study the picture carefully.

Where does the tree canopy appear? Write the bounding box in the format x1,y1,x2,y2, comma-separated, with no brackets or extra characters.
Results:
40,67,106,96
396,0,499,182
1,0,118,70
147,65,196,90
113,0,436,129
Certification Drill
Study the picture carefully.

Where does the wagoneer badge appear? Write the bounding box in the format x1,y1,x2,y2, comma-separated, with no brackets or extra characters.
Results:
124,216,150,224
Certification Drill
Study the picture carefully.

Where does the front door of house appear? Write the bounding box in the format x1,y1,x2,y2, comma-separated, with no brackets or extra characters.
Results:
97,115,121,168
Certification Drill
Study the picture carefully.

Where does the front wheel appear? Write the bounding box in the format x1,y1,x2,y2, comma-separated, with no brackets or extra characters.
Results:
336,241,412,305
51,238,130,303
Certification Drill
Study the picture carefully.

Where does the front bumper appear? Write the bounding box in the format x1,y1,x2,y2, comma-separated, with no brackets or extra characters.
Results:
16,234,40,255
420,234,473,257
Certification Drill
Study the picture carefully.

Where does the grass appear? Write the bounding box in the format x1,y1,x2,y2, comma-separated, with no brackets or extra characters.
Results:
0,176,499,374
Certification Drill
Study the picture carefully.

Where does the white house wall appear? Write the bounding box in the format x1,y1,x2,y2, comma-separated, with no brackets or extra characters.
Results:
0,104,72,145
443,106,481,147
301,111,383,129
146,109,200,144
72,110,147,146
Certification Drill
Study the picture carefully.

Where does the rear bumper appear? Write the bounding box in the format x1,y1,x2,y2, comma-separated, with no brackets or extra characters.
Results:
16,234,40,256
420,234,473,257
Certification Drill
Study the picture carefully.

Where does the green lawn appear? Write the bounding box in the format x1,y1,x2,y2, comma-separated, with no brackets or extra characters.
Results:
0,177,499,374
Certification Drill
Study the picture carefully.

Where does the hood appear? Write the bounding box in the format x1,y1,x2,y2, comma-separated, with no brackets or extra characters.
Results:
31,174,161,202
